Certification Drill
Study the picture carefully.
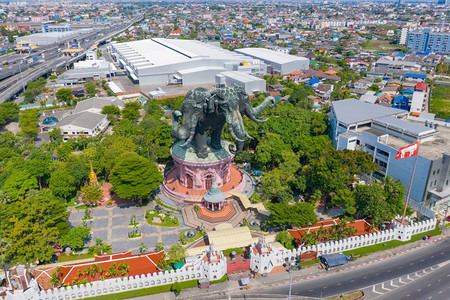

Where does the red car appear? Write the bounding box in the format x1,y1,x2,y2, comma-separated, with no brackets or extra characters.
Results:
446,216,450,222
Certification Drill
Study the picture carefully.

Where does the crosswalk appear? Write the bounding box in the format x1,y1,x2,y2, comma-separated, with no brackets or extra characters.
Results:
365,265,440,298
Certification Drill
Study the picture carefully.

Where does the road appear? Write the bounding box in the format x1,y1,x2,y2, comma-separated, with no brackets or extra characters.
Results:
251,237,449,299
0,15,143,103
377,263,450,300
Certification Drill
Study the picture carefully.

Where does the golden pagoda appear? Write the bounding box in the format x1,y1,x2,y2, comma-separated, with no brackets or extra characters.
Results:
89,160,98,186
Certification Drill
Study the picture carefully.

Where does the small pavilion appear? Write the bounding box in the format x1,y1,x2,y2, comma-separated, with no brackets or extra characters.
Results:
203,181,226,211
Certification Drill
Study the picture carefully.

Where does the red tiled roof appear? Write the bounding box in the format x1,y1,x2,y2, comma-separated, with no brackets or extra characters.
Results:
47,250,165,287
289,71,301,75
287,219,379,245
170,29,182,34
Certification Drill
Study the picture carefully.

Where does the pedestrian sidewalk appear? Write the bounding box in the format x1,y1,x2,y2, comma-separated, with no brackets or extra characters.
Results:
137,233,448,300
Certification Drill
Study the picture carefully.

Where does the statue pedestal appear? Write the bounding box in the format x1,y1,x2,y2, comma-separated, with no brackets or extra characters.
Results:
162,140,245,203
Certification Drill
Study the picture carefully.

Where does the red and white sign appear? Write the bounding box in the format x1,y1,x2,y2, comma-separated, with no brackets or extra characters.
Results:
395,141,419,160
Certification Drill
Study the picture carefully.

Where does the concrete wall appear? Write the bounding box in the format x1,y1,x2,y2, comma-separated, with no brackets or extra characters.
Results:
7,218,435,300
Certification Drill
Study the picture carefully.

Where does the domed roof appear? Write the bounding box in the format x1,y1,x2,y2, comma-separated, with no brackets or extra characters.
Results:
203,181,226,203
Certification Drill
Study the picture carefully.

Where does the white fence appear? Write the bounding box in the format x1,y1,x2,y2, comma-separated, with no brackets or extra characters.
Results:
4,217,436,300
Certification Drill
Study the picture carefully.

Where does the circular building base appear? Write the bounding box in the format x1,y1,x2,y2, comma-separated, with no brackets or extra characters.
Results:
162,140,246,204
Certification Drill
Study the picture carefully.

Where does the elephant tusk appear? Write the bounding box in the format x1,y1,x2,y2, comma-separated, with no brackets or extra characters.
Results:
228,126,245,143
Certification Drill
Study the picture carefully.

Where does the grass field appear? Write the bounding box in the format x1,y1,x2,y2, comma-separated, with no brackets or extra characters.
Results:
363,40,405,53
58,252,94,263
430,85,450,120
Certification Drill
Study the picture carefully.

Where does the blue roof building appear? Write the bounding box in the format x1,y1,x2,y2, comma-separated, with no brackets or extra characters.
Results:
405,73,427,80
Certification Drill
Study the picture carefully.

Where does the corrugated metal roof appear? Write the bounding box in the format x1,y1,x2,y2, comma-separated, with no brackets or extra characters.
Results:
332,99,406,125
373,115,434,136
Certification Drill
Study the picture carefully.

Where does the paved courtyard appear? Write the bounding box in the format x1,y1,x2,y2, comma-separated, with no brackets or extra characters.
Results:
68,204,190,254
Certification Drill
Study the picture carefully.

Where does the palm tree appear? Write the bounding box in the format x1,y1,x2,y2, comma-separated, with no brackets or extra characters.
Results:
92,264,99,274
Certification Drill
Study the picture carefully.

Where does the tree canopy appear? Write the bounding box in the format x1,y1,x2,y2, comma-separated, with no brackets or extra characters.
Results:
109,153,163,201
266,202,317,228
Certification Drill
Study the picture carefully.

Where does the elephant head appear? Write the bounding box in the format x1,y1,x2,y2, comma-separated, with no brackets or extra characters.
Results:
215,85,276,155
171,87,211,147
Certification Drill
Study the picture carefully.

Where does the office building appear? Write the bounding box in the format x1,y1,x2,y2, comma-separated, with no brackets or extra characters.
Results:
330,99,450,216
407,29,450,54
41,24,72,33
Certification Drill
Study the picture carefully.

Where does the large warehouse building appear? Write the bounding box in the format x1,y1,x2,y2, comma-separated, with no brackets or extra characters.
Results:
109,38,268,86
234,48,309,75
16,29,92,46
109,38,309,86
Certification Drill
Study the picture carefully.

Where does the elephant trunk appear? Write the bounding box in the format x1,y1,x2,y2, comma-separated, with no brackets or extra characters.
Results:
225,109,250,155
244,95,276,121
180,113,198,147
171,111,190,140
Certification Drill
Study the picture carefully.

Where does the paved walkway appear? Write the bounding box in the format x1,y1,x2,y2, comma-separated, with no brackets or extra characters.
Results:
182,200,254,231
68,203,190,253
132,233,448,300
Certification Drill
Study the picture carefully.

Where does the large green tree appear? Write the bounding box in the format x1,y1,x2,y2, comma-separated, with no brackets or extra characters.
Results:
109,152,163,201
2,170,38,201
266,202,317,228
25,149,52,188
49,168,76,201
1,189,69,264
122,102,141,121
59,226,91,251
166,243,187,264
79,183,103,206
56,88,74,105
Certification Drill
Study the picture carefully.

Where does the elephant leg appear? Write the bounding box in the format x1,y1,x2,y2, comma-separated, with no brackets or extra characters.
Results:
195,128,208,159
210,124,224,150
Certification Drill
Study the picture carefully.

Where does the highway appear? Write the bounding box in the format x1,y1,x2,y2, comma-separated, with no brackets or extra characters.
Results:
0,14,143,103
250,237,449,299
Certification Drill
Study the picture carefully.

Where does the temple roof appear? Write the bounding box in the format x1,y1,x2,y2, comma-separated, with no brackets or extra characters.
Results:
203,181,226,203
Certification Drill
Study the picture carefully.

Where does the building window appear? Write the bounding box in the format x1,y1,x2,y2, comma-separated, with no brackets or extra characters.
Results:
434,180,437,186
433,170,435,176
437,169,440,174
446,180,448,186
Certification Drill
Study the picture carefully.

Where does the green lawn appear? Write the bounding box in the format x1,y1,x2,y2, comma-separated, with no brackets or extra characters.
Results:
209,274,228,284
179,230,206,244
84,280,199,300
343,227,441,257
300,259,319,267
363,40,406,53
430,85,450,119
75,204,90,210
58,252,94,263
155,198,179,212
145,210,179,227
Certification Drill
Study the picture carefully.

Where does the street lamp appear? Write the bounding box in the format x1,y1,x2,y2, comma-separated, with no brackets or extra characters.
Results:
138,146,142,156
288,261,295,300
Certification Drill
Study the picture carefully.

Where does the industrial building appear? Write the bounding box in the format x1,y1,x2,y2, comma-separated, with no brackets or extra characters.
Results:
109,38,268,86
330,99,450,217
16,29,92,46
215,71,266,95
66,59,116,81
234,48,309,75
